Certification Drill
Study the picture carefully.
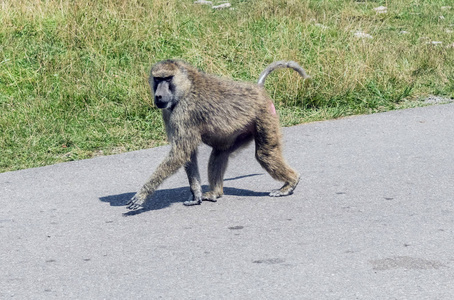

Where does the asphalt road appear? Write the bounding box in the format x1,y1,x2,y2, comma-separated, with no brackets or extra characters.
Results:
1,103,454,299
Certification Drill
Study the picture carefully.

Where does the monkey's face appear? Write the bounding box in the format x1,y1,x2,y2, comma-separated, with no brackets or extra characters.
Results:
150,60,192,110
152,76,175,109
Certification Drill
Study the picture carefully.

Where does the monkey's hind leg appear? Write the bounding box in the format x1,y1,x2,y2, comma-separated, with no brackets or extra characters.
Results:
202,149,230,202
255,116,300,197
256,146,300,197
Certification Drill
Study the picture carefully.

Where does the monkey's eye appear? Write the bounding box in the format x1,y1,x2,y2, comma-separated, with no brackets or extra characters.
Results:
155,76,173,83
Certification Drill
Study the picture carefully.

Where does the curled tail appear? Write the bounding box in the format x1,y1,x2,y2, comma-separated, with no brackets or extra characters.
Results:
257,60,310,86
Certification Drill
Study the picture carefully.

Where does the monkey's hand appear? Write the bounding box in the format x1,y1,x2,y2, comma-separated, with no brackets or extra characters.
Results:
126,192,147,210
183,195,202,206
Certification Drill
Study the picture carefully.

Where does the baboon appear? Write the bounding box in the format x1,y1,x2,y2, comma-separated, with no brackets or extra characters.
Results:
127,60,310,210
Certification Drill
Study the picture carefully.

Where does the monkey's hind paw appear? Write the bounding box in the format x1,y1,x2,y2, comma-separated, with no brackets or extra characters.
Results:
202,192,220,202
269,189,294,197
126,194,146,210
269,183,298,197
269,176,300,197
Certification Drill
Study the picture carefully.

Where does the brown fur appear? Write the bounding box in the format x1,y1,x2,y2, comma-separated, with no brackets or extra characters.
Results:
127,60,307,209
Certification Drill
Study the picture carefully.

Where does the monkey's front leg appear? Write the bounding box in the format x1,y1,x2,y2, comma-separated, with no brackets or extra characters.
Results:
183,151,202,206
126,167,167,210
127,150,189,210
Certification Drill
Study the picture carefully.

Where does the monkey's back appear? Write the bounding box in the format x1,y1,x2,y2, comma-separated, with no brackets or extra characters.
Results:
186,69,271,146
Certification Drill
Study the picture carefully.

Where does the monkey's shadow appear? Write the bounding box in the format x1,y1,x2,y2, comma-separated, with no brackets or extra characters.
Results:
99,173,267,216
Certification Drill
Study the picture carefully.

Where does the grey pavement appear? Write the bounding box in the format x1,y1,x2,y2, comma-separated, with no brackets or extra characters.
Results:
1,103,454,299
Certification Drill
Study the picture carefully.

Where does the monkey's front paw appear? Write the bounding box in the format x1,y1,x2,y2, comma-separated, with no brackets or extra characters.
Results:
183,195,202,206
127,193,147,210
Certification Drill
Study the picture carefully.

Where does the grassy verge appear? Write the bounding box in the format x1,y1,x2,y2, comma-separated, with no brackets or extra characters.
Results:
1,0,453,172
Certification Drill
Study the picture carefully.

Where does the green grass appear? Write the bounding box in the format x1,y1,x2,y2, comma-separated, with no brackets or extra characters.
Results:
1,0,453,172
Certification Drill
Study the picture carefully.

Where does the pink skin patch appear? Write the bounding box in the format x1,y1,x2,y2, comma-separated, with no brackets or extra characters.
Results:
269,101,276,116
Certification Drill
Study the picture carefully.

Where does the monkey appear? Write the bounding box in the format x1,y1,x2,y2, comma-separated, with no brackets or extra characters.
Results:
126,59,310,210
